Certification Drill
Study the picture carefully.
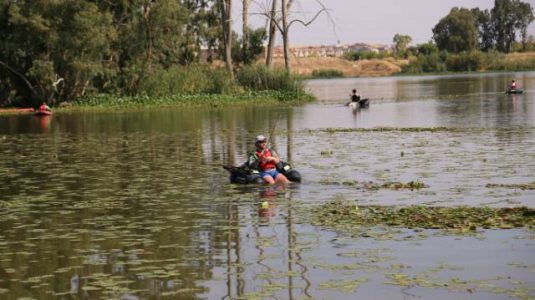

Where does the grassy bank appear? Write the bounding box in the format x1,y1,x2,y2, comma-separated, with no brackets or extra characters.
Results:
64,90,314,111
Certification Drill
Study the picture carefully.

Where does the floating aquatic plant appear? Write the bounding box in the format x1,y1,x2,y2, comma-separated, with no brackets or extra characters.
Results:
318,127,465,133
318,180,429,190
486,182,535,190
318,277,368,293
312,200,535,231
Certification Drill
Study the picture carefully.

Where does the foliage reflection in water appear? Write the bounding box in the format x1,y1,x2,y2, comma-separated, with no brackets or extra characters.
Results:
1,73,535,299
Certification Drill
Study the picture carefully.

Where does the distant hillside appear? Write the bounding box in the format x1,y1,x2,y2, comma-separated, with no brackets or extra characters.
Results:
270,51,535,77
272,57,408,77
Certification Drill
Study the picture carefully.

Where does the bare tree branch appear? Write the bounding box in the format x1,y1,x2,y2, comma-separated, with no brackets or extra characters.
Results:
0,60,36,96
287,7,328,28
251,0,335,71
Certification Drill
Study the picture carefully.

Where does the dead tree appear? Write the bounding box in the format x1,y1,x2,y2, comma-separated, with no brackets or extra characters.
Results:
254,0,329,72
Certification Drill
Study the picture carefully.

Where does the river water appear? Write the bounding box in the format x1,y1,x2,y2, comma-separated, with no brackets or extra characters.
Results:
0,72,534,299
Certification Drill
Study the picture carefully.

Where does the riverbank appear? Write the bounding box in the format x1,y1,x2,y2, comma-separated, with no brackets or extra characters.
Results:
272,57,408,77
0,91,314,114
274,51,535,78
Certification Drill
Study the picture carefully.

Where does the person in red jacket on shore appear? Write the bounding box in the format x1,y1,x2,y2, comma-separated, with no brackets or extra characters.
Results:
247,135,290,185
38,102,51,113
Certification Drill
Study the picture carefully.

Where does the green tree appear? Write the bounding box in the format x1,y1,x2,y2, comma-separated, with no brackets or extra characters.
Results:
432,7,478,53
417,42,439,56
0,1,116,106
86,0,190,93
514,1,534,50
471,8,494,51
393,34,412,58
492,0,534,53
232,27,267,64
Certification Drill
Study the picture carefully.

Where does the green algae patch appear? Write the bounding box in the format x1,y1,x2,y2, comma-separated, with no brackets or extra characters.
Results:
61,91,314,111
312,200,535,231
486,182,535,190
318,180,429,190
317,127,467,133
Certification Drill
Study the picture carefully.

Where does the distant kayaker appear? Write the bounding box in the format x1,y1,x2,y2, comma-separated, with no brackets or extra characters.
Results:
247,135,290,185
350,89,361,102
38,102,51,112
511,80,517,90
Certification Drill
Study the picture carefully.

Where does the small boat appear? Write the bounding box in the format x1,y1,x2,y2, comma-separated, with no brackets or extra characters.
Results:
224,162,302,184
34,110,53,116
506,89,523,94
347,98,369,108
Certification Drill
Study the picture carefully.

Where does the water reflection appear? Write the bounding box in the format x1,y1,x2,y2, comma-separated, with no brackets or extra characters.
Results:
1,72,534,299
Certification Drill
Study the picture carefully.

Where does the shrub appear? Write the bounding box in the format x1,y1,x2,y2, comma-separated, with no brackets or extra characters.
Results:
343,50,390,61
310,69,344,78
445,51,484,72
401,56,423,73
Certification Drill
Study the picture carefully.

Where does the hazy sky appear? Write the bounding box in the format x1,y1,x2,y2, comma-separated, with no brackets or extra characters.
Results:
234,0,535,46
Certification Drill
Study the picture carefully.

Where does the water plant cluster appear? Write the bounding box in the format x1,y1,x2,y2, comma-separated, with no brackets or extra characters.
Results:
312,200,535,232
318,127,466,133
70,90,313,109
486,182,535,190
319,180,428,191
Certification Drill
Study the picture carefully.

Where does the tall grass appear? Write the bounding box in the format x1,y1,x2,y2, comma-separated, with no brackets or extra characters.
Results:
139,65,235,96
236,64,304,92
57,62,316,109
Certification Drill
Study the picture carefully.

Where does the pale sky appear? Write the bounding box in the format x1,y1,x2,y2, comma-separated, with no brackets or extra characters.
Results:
234,0,535,46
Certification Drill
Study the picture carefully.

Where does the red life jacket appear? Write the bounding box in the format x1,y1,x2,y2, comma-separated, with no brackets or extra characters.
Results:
256,148,276,171
511,82,517,89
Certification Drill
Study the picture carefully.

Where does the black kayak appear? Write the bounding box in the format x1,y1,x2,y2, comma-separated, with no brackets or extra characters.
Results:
348,98,369,108
224,162,302,184
506,89,523,94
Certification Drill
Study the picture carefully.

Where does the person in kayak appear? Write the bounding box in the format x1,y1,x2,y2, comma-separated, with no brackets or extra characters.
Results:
247,135,290,185
38,102,51,113
350,89,361,102
510,80,517,90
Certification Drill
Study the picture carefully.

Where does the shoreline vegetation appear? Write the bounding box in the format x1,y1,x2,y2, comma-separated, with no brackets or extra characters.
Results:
1,1,533,110
297,51,535,79
1,52,533,113
0,65,315,112
0,91,314,113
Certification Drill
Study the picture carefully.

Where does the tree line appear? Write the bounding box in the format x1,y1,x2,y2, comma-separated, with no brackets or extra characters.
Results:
433,0,533,53
392,0,534,57
0,0,326,107
388,0,534,73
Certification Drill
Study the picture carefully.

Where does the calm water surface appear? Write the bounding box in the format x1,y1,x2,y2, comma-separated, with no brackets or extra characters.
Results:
1,72,534,299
